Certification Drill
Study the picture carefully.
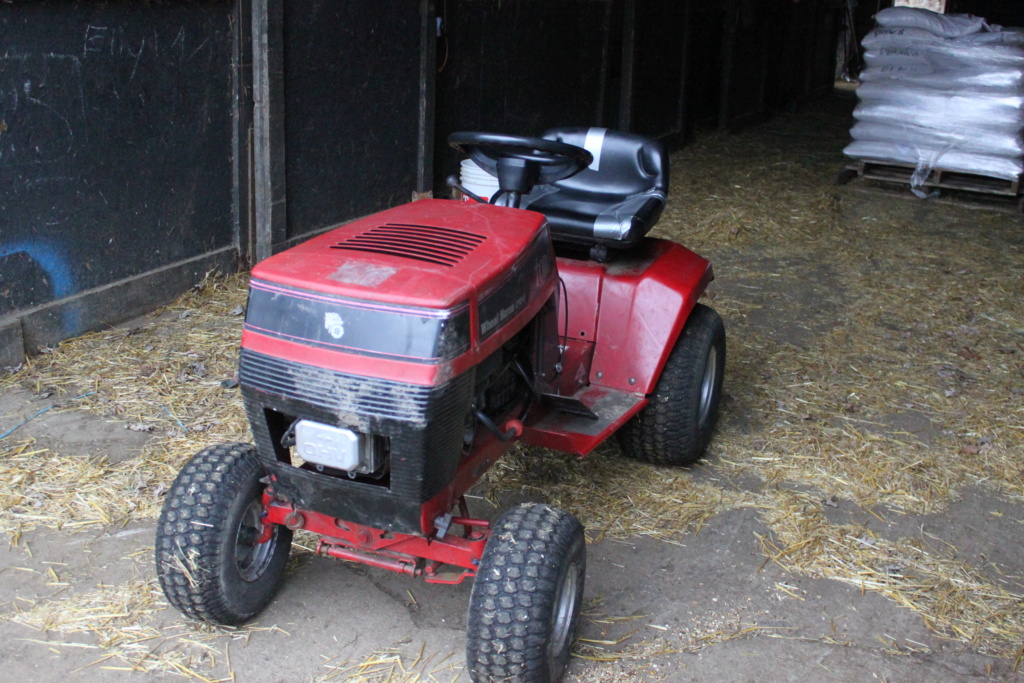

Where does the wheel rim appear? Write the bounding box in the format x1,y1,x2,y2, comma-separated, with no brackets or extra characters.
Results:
548,561,579,665
698,345,718,428
235,498,276,582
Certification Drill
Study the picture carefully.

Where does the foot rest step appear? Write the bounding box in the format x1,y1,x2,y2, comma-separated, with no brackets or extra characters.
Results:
521,385,647,456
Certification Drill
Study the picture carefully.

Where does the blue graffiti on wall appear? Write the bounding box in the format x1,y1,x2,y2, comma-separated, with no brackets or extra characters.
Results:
0,240,79,333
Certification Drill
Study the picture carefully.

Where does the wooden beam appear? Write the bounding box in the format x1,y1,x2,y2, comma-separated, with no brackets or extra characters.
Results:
618,0,636,132
416,0,437,199
252,0,287,262
233,0,255,264
0,319,25,369
718,0,737,132
5,247,238,361
674,0,692,144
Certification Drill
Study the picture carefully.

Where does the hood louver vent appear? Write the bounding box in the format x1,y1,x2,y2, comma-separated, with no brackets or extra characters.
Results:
330,222,486,267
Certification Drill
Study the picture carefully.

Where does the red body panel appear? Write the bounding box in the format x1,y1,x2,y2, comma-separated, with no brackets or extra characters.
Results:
520,385,648,455
242,200,555,387
552,337,595,397
558,239,712,395
251,200,546,309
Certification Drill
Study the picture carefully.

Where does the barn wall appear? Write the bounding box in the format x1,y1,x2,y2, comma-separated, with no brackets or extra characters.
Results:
0,1,238,365
1,0,849,368
432,0,614,194
628,0,690,143
685,0,845,134
281,1,424,242
685,2,728,129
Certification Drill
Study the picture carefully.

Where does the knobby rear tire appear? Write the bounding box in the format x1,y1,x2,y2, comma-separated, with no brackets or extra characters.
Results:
617,303,726,466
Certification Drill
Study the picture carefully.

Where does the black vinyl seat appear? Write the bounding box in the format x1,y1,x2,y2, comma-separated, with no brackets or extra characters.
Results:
520,127,669,251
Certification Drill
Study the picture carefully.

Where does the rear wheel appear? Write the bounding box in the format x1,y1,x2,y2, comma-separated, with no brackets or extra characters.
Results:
155,442,292,625
466,503,586,683
617,303,725,466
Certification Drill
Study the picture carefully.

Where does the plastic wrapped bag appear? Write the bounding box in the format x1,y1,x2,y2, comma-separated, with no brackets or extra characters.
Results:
846,10,1024,191
850,121,1024,158
854,89,1024,133
844,140,1024,181
859,61,1024,92
874,7,995,37
862,28,1024,67
864,26,1024,48
856,82,1024,116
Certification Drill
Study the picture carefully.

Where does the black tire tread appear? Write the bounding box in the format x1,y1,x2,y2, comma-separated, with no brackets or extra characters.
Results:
155,442,291,625
466,503,585,683
617,303,725,466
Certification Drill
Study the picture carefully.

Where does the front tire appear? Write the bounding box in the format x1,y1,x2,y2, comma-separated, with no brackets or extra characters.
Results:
155,442,292,625
466,503,586,683
617,303,725,466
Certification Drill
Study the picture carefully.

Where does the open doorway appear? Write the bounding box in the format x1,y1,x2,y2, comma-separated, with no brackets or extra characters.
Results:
893,0,947,12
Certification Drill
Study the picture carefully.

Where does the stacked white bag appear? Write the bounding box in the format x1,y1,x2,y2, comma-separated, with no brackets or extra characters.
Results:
844,7,1024,188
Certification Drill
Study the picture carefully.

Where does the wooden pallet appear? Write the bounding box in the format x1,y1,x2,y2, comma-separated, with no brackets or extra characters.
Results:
839,159,1023,211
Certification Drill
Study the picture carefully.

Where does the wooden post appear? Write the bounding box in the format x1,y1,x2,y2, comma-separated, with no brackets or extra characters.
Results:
416,0,437,200
674,0,693,145
252,0,286,262
233,0,254,264
618,0,636,132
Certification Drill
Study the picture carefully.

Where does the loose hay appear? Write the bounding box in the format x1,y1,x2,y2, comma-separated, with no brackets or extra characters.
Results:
655,107,846,251
757,488,1024,658
2,99,1023,674
6,272,250,450
483,443,746,542
315,643,462,682
8,577,232,677
1,273,252,534
0,438,174,537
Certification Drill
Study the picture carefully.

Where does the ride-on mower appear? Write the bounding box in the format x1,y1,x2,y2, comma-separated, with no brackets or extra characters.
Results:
156,129,725,682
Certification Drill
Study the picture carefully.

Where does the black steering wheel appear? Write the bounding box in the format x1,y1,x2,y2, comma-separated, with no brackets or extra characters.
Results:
449,132,592,207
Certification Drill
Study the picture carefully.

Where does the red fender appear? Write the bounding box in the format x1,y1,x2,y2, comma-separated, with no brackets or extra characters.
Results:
557,239,713,396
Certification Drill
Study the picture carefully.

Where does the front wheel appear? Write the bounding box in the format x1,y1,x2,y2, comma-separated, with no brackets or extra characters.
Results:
466,503,586,683
155,442,292,625
617,303,726,466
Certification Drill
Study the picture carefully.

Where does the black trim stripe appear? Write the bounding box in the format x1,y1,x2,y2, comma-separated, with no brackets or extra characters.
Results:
245,279,471,363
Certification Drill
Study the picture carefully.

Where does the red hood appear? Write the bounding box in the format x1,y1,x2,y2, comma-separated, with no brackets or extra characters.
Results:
251,199,547,310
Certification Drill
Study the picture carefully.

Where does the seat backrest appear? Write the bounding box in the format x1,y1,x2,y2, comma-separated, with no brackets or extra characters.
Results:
542,127,669,198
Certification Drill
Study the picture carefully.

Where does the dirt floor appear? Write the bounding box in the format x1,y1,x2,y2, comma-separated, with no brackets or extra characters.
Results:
1,96,1023,681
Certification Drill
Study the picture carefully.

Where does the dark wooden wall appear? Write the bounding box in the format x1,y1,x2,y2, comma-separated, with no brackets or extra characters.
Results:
949,1,1024,25
283,1,423,241
1,0,846,367
0,0,238,365
688,0,846,133
432,0,613,196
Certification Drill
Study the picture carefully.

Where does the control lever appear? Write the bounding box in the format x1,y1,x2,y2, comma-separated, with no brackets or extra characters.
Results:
446,175,488,204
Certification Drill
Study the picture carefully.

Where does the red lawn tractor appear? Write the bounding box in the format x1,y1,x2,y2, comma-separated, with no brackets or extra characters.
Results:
156,129,725,682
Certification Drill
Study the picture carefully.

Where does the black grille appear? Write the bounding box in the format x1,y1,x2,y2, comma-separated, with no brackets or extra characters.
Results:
240,348,435,423
330,222,486,267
